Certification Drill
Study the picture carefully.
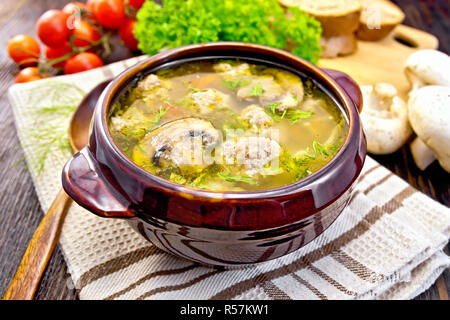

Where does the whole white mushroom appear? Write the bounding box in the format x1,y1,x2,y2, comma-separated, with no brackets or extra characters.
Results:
408,85,450,173
360,83,412,155
405,49,450,91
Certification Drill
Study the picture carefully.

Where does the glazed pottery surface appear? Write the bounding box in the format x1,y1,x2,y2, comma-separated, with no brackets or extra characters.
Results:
63,43,366,266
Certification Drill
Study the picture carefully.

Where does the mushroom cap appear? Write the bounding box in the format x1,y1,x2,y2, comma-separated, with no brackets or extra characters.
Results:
133,117,220,169
360,83,411,154
408,85,450,172
405,50,450,91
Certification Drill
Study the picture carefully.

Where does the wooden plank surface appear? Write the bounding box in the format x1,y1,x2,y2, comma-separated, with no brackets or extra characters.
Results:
0,0,448,300
319,25,439,101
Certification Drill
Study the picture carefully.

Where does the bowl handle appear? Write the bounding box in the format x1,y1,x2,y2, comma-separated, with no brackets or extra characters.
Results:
62,148,135,219
322,69,363,113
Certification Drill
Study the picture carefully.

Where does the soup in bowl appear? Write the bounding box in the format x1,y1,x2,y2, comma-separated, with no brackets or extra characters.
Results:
62,43,365,266
109,59,348,192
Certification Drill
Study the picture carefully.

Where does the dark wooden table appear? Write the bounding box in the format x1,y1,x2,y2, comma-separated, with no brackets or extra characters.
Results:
0,0,448,300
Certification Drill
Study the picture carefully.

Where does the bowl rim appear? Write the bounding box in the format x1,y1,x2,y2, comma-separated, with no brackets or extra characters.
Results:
96,42,361,200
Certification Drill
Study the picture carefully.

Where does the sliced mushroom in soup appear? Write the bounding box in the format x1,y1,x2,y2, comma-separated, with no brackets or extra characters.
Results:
108,60,348,191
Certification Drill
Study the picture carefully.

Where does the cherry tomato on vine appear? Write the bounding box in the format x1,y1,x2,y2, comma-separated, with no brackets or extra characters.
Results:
63,52,104,74
15,67,47,83
44,43,72,68
119,18,138,51
7,34,40,66
36,10,71,48
62,2,86,16
86,0,99,19
94,0,126,29
72,20,101,48
127,0,145,11
63,2,89,29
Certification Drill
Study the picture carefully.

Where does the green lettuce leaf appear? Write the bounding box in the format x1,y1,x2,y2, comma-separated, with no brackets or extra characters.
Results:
135,0,322,64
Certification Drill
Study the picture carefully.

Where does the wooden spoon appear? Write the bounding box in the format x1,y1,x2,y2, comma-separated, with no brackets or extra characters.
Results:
2,81,110,300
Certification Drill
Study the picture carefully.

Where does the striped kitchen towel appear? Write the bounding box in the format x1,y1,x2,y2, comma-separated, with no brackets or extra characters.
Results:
8,56,450,300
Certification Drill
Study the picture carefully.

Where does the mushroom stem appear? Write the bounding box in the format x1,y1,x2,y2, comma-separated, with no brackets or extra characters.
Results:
410,137,436,170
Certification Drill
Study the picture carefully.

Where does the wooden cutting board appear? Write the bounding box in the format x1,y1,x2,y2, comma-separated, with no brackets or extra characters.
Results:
318,25,439,100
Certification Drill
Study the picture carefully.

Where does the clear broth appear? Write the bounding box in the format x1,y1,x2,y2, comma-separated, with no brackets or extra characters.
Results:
108,60,348,191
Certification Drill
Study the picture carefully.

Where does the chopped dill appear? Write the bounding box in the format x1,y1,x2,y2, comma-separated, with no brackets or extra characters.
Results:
26,124,74,174
169,172,187,185
265,107,286,122
286,109,313,124
137,144,147,154
268,102,281,114
18,82,86,174
188,85,203,92
304,140,339,160
152,105,170,124
279,140,339,182
221,78,251,91
196,184,221,191
250,82,265,96
217,167,258,185
265,104,312,124
280,150,309,181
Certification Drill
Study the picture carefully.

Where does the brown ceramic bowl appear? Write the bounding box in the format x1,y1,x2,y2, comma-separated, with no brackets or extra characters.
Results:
62,42,366,267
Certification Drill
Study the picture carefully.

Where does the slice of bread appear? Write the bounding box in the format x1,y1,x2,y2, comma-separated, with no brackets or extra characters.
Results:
279,0,362,37
320,33,358,58
356,0,405,41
